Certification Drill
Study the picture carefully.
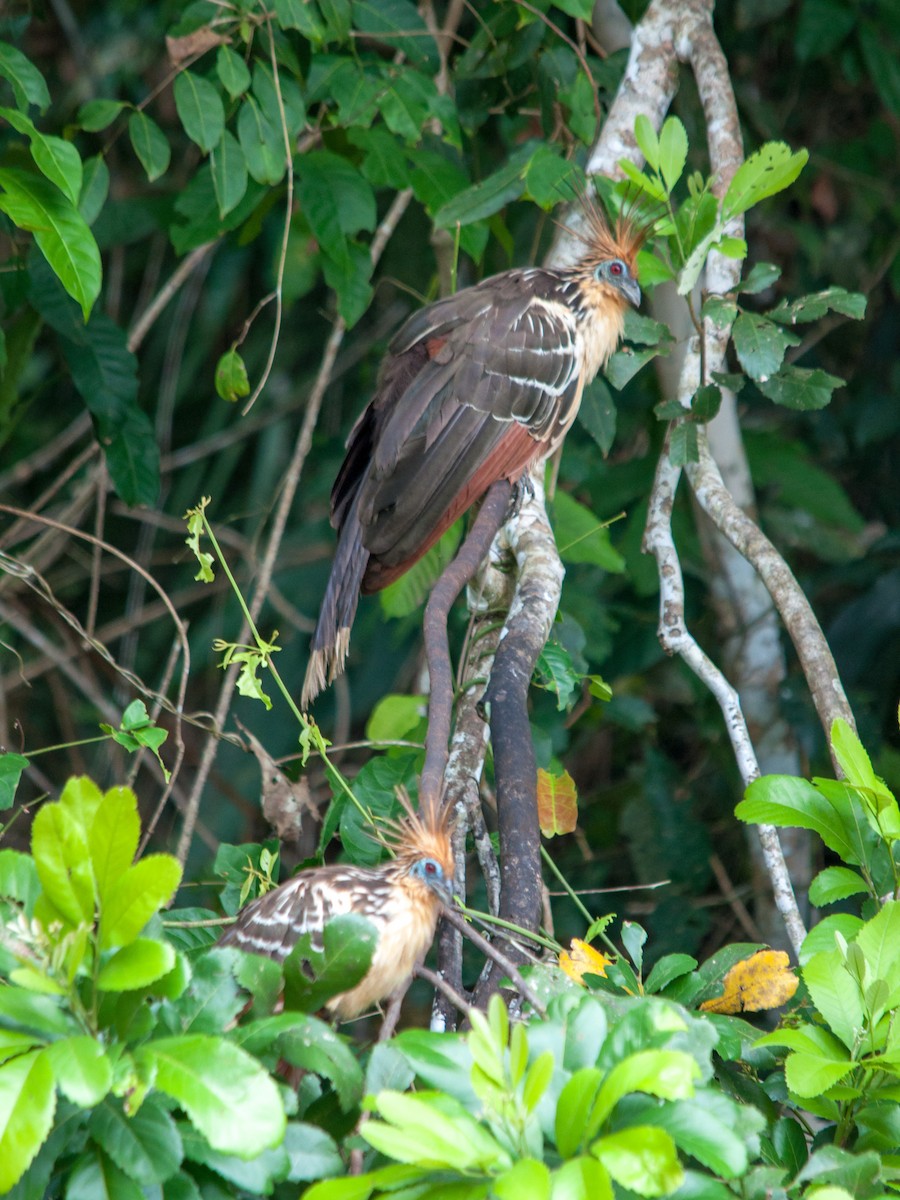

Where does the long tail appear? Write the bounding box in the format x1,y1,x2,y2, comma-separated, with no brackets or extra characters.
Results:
301,496,370,708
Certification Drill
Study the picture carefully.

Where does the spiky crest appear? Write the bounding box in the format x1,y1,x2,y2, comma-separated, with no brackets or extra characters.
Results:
375,786,454,877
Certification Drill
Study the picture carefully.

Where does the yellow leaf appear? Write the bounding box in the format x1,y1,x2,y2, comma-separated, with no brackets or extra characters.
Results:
537,768,578,837
559,938,610,986
700,950,798,1014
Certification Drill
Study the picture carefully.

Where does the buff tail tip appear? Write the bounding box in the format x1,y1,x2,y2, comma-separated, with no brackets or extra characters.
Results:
300,628,351,708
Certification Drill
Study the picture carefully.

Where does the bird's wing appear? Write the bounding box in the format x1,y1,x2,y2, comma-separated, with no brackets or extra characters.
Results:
354,271,583,574
218,868,371,961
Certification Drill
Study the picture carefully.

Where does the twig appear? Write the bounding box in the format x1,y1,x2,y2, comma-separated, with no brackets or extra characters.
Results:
418,962,473,1022
420,481,513,819
442,906,547,1018
127,242,218,353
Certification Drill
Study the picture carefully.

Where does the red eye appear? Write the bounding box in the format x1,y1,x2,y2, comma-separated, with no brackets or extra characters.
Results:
609,261,624,276
425,860,436,874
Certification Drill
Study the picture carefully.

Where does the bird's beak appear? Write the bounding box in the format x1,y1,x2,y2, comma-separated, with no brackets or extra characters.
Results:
622,275,642,308
433,875,454,907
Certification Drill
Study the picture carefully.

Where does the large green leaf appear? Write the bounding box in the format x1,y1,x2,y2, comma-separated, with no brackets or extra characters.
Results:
210,129,248,218
0,753,29,812
96,938,176,991
43,1036,112,1107
0,40,50,111
351,0,438,70
0,106,83,204
722,142,808,219
0,167,101,319
98,854,182,949
30,800,95,927
128,110,171,181
803,948,865,1050
88,1096,183,1185
88,787,140,906
0,1050,56,1192
236,1011,365,1111
283,913,377,1012
757,366,844,411
136,1036,285,1158
586,1050,698,1137
736,775,861,863
434,147,532,227
173,70,225,153
592,1126,683,1197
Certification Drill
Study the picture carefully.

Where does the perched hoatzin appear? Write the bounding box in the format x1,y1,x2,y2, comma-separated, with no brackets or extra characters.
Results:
302,197,646,707
218,797,453,1018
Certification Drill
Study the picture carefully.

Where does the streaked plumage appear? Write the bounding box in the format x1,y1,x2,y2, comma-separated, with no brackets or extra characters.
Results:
218,800,453,1018
302,196,646,706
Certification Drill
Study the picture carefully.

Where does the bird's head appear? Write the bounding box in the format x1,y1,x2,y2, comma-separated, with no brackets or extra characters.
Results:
591,255,641,309
408,854,454,905
566,187,655,313
380,788,455,907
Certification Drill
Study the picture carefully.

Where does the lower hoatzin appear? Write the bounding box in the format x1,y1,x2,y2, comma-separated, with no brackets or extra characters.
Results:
218,798,453,1018
301,200,644,706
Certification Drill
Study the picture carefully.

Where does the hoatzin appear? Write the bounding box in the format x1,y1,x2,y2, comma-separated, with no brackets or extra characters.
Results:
218,797,453,1018
301,198,645,707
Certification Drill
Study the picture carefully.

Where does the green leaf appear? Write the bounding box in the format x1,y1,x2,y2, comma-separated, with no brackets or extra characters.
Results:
31,798,95,926
276,0,327,40
0,40,50,112
321,237,374,327
524,145,580,209
593,1125,683,1197
658,117,688,193
89,785,139,906
637,1096,751,1177
854,902,900,991
769,286,866,325
238,1010,365,1111
283,913,377,1012
634,114,660,172
216,45,251,99
97,937,176,990
89,1096,183,1185
859,23,900,117
434,148,531,227
99,854,182,949
297,150,376,268
0,106,83,205
551,0,593,17
723,142,808,219
0,986,78,1038
320,0,353,41
795,0,855,60
64,1146,146,1200
0,1050,56,1192
577,376,616,455
365,694,425,742
669,420,699,466
551,1157,614,1200
738,261,782,293
128,111,171,182
803,948,865,1049
757,365,844,411
493,1158,551,1199
365,1090,510,1171
0,848,39,909
555,1067,603,1158
737,775,861,863
606,344,664,389
210,129,248,218
644,953,698,994
534,640,580,711
135,1036,285,1158
523,1050,555,1111
174,70,225,154
237,97,285,185
691,383,722,422
0,753,28,810
43,1035,112,1107
552,491,625,571
79,154,109,225
78,98,127,131
215,348,250,403
732,311,799,380
0,167,101,319
586,1050,699,1137
351,0,438,71
784,1051,853,1097
808,866,868,906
